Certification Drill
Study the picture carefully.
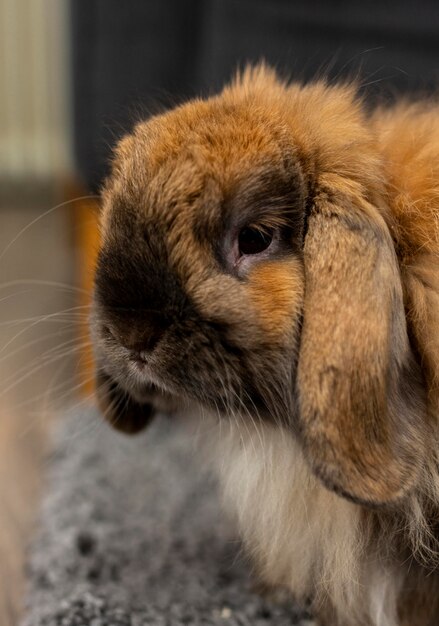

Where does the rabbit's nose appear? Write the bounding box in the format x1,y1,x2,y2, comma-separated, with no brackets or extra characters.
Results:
121,317,168,354
128,349,148,367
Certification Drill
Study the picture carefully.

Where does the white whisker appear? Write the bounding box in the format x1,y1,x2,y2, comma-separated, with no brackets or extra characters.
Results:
0,195,98,262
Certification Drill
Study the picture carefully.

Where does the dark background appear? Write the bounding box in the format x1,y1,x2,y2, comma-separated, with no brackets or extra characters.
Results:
71,0,439,191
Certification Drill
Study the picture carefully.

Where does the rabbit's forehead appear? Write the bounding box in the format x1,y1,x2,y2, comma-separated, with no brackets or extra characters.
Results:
141,98,292,166
104,98,306,240
105,142,303,252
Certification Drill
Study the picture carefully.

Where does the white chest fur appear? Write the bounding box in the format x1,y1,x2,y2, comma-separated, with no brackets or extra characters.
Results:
186,412,400,626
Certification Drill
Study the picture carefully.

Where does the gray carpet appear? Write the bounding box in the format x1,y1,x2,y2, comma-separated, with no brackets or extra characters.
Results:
21,409,311,625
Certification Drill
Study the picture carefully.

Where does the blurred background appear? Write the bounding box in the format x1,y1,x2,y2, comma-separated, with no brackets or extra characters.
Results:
1,0,439,624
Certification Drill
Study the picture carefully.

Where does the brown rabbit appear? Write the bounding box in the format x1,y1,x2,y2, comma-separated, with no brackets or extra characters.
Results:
91,65,439,626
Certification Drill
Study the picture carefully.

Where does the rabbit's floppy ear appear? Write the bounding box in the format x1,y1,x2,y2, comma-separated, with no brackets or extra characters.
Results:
95,367,155,435
297,174,428,505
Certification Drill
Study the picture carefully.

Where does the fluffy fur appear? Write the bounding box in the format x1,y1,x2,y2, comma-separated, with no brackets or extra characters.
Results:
91,66,439,625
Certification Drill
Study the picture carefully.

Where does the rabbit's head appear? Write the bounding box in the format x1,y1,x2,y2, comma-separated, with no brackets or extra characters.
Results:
92,66,428,506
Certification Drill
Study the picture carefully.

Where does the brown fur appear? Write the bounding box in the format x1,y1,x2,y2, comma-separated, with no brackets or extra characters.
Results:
247,259,303,339
93,66,439,625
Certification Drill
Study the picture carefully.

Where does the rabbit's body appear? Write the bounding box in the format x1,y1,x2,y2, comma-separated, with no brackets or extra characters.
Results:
372,105,439,410
197,409,439,626
202,416,403,626
92,67,439,626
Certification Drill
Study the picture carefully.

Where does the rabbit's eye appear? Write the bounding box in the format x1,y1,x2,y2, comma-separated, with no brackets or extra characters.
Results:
238,227,273,256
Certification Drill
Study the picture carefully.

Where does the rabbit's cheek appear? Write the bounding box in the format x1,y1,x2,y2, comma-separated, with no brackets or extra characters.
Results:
246,258,304,341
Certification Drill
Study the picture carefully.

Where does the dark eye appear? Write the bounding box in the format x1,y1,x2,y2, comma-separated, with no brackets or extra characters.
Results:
238,227,273,256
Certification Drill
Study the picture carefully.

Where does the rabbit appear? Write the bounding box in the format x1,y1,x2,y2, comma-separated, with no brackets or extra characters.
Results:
90,65,439,626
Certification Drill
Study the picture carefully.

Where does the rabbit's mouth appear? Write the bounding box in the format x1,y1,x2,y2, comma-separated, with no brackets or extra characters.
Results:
95,365,183,434
94,325,295,434
95,367,157,434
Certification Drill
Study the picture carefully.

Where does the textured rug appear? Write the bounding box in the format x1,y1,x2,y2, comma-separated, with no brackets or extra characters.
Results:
21,408,312,626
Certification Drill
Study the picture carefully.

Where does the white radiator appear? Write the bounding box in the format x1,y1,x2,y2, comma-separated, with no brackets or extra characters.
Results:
0,0,72,179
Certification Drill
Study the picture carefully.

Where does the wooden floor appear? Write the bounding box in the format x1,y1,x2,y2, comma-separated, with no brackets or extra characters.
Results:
0,186,84,625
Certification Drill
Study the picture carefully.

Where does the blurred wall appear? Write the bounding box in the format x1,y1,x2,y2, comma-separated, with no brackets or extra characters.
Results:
71,0,439,192
0,0,73,181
